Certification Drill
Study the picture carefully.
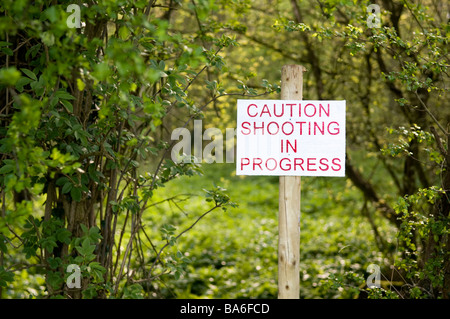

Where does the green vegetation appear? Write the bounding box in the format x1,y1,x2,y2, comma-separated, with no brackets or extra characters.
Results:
0,0,449,299
147,163,389,299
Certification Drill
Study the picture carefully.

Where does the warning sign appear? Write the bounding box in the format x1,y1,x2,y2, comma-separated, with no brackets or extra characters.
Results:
236,100,346,176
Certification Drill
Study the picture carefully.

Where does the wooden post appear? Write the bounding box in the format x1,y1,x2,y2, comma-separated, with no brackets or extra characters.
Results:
278,65,305,299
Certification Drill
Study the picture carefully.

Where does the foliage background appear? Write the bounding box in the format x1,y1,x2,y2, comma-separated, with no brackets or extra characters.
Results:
0,0,449,299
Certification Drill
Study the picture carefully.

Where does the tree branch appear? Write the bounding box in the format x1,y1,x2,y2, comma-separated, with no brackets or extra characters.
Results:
146,204,222,280
345,156,400,227
415,90,448,135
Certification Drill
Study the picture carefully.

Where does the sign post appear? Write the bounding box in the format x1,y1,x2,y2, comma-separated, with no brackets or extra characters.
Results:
236,65,346,299
278,65,304,299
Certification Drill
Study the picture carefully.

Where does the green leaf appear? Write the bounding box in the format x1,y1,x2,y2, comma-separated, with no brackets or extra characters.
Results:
82,238,95,255
54,91,75,100
89,262,106,282
0,235,7,254
88,226,102,242
41,6,59,23
0,67,21,86
0,268,15,288
25,44,41,60
89,261,106,272
56,176,69,186
60,99,73,113
62,182,72,194
82,285,98,299
80,224,89,235
46,271,63,290
76,237,95,257
76,238,95,257
15,76,34,92
118,25,130,40
40,31,55,46
0,164,14,174
1,47,13,56
88,165,100,183
47,257,62,270
71,187,82,202
76,78,86,91
56,229,71,244
20,68,37,81
41,237,58,253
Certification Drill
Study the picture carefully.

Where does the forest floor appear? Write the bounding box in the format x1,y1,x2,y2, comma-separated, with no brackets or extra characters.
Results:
148,162,394,298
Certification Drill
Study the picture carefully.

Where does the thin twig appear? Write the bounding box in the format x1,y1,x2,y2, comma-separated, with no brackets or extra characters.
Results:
430,126,447,157
147,204,221,281
414,90,448,135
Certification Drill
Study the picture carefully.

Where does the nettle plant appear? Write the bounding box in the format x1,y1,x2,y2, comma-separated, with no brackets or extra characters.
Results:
0,0,264,298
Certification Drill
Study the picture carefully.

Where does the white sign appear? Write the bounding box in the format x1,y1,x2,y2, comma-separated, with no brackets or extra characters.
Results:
236,100,346,176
